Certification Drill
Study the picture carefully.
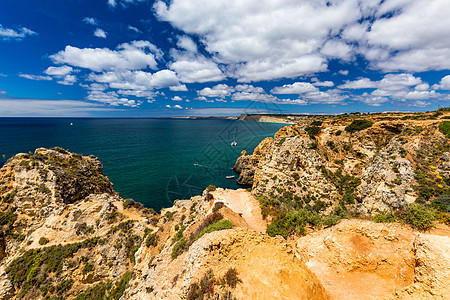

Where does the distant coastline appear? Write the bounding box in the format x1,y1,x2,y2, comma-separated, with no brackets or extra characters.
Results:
172,113,309,124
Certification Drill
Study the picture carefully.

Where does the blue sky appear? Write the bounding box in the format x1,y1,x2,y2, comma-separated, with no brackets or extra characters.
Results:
1,0,450,117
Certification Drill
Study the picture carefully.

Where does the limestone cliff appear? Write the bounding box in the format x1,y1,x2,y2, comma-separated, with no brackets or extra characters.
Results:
0,148,329,300
0,109,449,300
234,111,450,215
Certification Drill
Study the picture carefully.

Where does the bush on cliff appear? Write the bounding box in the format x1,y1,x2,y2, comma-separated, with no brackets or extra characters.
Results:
345,119,373,133
439,121,450,137
400,203,437,231
305,126,321,139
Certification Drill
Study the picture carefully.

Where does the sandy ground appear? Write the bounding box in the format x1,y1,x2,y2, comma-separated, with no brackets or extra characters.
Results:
211,188,266,233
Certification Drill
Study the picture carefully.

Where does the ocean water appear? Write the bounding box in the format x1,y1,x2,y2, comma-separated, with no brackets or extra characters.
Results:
0,118,283,211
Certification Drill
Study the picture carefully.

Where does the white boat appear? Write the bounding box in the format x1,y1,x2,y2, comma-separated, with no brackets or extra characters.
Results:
70,122,73,126
231,141,237,146
226,175,235,179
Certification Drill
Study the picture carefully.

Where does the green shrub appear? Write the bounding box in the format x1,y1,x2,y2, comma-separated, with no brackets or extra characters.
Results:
311,120,323,126
431,194,450,213
171,237,188,259
400,203,437,231
39,237,49,245
145,233,158,247
439,121,450,137
278,137,286,146
345,119,373,133
373,211,397,223
195,219,233,241
266,210,320,238
109,271,132,300
82,262,94,274
305,126,321,139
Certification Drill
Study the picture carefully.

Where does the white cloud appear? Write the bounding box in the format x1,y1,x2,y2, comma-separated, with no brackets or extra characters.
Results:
83,17,98,26
94,28,108,38
338,78,377,89
169,48,225,83
320,39,353,60
0,73,7,77
155,0,361,82
271,82,318,94
338,70,349,76
169,84,188,91
118,89,156,100
154,0,450,78
57,75,77,86
362,0,450,72
44,66,73,76
50,41,160,72
0,98,120,117
19,74,52,81
86,90,138,107
165,104,183,109
311,79,334,87
128,25,141,33
339,73,422,91
432,75,450,90
198,84,233,98
88,69,180,90
109,0,146,8
235,85,265,93
0,25,37,40
298,89,347,105
172,96,182,101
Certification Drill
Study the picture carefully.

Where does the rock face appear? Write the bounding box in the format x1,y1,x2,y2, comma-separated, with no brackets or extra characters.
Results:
0,148,329,299
233,115,449,214
295,219,450,300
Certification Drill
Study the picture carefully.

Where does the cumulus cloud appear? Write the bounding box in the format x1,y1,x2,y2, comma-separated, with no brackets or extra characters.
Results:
339,74,422,90
86,90,138,107
169,84,188,91
154,0,450,79
57,75,77,86
50,41,160,72
432,75,450,90
338,78,377,89
311,79,334,87
82,17,98,26
271,82,318,94
172,96,182,101
88,69,180,90
155,0,361,82
198,84,233,98
19,74,52,81
0,25,37,40
361,0,450,72
166,104,183,109
44,66,73,76
94,28,107,38
169,39,225,83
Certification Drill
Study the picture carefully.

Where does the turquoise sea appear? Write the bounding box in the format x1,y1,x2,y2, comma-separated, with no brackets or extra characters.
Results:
0,118,283,211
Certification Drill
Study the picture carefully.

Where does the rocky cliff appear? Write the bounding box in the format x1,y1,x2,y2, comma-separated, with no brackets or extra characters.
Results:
234,111,450,215
0,148,329,299
0,109,449,300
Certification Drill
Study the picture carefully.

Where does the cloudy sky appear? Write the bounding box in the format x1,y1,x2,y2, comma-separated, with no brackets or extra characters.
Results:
1,0,450,117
